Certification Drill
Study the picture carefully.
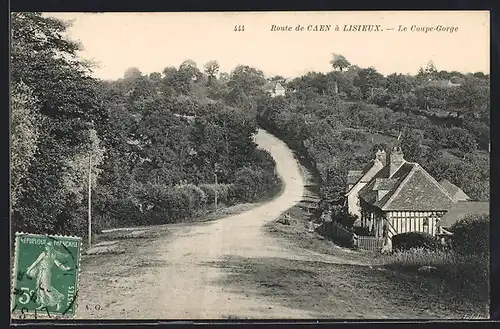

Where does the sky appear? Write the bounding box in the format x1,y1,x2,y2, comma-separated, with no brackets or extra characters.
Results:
44,11,490,81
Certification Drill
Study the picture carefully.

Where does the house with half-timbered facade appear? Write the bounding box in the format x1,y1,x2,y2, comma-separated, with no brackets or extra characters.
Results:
346,146,472,243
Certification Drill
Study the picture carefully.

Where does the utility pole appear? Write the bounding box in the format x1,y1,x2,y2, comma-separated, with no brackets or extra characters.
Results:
214,164,218,212
88,150,92,248
88,120,94,249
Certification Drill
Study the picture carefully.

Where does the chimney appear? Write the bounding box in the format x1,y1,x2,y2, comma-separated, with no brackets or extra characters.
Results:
389,146,404,177
375,149,386,166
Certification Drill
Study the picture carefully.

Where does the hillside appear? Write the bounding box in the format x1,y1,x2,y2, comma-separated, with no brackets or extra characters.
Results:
10,13,489,241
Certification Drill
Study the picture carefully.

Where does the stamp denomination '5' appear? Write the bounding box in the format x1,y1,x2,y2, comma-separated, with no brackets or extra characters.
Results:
11,233,82,319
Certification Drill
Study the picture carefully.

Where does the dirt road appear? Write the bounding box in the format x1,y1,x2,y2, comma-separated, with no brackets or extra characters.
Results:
76,129,488,320
77,129,364,319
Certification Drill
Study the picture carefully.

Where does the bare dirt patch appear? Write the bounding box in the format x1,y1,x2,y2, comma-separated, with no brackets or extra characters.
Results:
265,205,381,266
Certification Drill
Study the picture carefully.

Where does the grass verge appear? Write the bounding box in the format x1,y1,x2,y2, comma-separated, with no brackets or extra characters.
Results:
207,254,488,319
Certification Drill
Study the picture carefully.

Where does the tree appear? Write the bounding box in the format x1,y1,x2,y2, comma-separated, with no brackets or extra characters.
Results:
424,61,437,76
445,127,477,157
180,59,197,70
135,100,192,185
163,66,191,95
11,12,104,235
149,72,162,84
448,76,489,117
161,67,179,97
321,162,348,203
124,67,142,81
204,60,220,84
127,75,157,106
330,54,351,72
354,67,386,100
226,65,267,105
180,59,202,82
386,73,416,94
415,85,450,112
218,72,230,83
400,130,423,162
11,81,42,209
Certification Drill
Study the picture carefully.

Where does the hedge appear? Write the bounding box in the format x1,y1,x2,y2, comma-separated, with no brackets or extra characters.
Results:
392,231,442,251
450,214,489,258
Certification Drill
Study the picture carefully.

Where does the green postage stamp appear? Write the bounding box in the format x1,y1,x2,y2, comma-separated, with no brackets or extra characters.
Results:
11,232,82,319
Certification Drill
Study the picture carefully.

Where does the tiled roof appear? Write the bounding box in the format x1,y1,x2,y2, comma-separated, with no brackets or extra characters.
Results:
439,178,470,201
345,159,384,195
359,162,412,206
264,81,285,91
359,162,457,211
263,81,277,91
426,79,461,88
439,201,489,228
359,161,379,182
373,178,398,191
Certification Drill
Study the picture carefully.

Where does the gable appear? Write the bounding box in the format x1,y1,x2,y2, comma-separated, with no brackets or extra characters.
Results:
381,165,456,211
275,82,285,90
346,160,384,196
359,163,413,205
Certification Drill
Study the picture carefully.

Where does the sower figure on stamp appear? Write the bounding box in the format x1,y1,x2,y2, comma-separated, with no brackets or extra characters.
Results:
26,241,72,311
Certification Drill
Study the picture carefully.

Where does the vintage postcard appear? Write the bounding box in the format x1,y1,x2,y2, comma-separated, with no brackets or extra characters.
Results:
10,11,490,321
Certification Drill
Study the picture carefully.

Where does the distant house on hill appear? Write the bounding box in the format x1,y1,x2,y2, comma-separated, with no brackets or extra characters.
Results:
426,79,461,88
263,81,286,97
345,146,473,242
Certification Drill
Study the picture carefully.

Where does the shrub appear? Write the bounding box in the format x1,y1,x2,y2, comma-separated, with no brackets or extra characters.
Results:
129,183,199,224
450,214,489,258
140,183,175,224
340,130,367,143
166,187,195,222
388,248,455,269
97,196,143,229
385,248,489,289
232,167,263,202
215,184,231,204
226,184,238,205
199,183,233,206
232,166,281,203
392,231,441,251
333,213,357,230
175,183,207,209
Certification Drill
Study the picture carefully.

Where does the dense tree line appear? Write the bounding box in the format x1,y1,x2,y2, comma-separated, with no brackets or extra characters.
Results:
11,13,280,237
257,56,490,206
10,14,489,239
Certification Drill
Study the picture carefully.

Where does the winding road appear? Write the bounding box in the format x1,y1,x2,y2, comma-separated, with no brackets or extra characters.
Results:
76,129,360,319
